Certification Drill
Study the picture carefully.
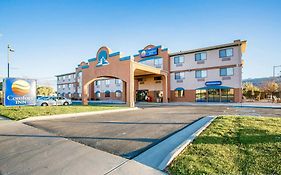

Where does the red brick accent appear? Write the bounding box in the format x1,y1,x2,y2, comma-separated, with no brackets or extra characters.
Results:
234,88,242,103
170,90,196,102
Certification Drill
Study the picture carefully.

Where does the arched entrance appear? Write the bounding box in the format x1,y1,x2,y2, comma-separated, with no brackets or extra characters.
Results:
80,46,168,107
84,76,127,103
81,46,135,107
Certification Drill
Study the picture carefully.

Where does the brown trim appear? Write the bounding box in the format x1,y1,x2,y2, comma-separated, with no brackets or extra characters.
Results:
57,82,77,85
55,72,76,77
169,41,245,57
170,64,242,74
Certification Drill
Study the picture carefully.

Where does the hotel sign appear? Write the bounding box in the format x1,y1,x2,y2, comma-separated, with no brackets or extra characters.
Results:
205,81,222,86
140,47,158,58
3,78,37,106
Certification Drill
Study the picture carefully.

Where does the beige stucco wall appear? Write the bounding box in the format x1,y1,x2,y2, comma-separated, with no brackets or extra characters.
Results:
137,76,163,91
94,79,123,93
170,46,242,71
170,45,242,90
170,66,242,90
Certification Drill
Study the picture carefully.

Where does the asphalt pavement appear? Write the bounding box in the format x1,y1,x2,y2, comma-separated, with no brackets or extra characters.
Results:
24,105,281,159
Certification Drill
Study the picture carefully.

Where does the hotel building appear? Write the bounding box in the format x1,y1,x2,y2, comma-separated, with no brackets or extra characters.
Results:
56,40,246,106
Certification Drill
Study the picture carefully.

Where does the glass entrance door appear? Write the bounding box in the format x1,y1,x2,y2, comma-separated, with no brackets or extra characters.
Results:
136,90,148,101
207,89,220,102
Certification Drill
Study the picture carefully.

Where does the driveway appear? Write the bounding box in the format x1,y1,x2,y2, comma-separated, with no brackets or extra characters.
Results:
24,105,281,159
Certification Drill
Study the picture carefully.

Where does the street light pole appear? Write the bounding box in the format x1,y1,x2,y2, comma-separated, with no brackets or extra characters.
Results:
7,45,10,78
7,44,15,78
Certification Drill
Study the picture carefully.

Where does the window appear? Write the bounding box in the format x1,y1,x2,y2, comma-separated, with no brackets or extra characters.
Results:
220,67,234,76
154,76,162,81
174,56,184,64
105,80,110,85
195,70,207,78
154,58,163,67
175,72,185,80
115,91,122,98
95,91,101,98
195,52,207,61
115,79,122,85
196,90,207,102
95,81,101,86
175,88,184,97
219,48,233,58
105,90,110,97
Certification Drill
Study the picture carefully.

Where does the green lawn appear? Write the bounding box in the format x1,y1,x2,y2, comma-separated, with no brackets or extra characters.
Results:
168,116,281,175
0,105,126,120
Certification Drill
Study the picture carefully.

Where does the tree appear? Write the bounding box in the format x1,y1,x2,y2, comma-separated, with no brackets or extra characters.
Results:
243,82,260,100
261,81,279,100
37,86,54,96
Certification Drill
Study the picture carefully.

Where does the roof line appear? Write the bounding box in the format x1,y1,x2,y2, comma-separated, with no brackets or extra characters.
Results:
169,40,247,56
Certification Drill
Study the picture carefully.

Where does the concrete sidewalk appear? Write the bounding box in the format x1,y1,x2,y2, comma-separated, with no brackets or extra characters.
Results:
20,107,139,122
0,122,164,175
137,102,281,109
134,116,216,170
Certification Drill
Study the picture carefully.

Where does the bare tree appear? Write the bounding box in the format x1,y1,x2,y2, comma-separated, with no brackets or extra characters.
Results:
261,81,279,102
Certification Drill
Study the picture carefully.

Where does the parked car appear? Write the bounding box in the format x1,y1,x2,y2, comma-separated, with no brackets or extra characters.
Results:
36,96,72,106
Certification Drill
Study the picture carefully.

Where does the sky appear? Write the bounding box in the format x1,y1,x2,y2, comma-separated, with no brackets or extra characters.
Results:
0,0,281,88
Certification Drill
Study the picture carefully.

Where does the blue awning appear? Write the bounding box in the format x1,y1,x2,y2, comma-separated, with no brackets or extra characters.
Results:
95,91,100,94
175,87,185,91
196,85,233,90
115,90,122,93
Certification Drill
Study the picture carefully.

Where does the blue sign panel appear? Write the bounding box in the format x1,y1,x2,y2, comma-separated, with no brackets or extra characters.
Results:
140,47,158,58
96,50,109,67
205,81,222,86
3,78,37,106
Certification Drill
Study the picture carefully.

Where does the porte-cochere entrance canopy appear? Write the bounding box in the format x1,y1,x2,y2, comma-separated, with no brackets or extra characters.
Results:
80,46,168,107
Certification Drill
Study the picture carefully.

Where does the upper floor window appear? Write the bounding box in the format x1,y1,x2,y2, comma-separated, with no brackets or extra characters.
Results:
174,56,184,64
154,58,163,68
195,70,207,78
175,72,185,80
95,80,101,86
115,79,122,85
105,79,110,85
219,48,233,58
220,67,234,76
195,52,207,61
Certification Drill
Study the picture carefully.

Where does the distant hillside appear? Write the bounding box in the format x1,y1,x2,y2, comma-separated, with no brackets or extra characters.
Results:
243,76,281,87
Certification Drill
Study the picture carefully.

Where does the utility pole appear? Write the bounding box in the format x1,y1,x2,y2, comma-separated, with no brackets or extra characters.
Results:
7,44,15,78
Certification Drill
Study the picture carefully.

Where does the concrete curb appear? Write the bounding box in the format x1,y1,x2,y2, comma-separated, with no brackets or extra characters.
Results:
137,102,281,109
20,107,140,122
134,116,216,170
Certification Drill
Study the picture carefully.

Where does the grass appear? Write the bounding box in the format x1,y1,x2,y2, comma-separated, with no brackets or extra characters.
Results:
168,116,281,175
0,105,126,120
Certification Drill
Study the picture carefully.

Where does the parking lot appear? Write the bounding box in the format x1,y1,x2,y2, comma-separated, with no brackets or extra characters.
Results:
25,105,281,159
